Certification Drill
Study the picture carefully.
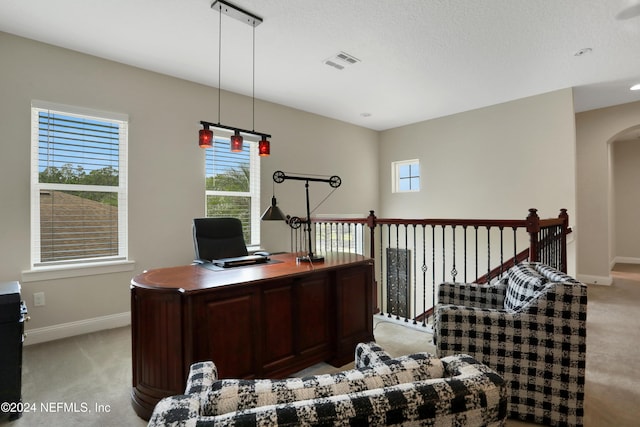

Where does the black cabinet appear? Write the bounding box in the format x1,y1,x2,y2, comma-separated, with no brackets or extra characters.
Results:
0,281,27,421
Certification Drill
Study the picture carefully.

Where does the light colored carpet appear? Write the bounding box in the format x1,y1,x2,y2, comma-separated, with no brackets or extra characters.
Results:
2,264,639,426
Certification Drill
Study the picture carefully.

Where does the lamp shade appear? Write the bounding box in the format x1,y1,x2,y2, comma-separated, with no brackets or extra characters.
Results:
258,137,270,156
261,196,286,221
199,128,213,148
230,130,243,152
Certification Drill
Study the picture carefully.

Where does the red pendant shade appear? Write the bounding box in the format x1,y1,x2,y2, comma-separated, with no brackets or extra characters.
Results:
198,128,213,148
258,137,270,156
230,130,243,152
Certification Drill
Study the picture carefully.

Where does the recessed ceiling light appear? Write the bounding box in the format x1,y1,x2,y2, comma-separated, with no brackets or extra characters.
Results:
631,83,640,91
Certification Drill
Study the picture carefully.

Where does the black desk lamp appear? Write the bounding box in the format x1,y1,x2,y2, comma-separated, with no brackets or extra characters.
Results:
262,170,341,262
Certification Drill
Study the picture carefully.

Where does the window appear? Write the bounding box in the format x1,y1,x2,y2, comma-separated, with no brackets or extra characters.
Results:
30,101,128,268
205,137,260,247
392,159,420,192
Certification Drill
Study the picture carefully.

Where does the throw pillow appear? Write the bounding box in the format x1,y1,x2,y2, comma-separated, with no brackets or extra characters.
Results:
505,263,547,312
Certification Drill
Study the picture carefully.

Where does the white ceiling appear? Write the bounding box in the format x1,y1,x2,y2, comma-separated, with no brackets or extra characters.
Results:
1,0,640,131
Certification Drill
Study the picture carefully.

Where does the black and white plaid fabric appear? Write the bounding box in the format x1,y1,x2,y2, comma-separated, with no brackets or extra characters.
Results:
201,351,444,416
186,362,218,394
355,341,392,368
434,262,587,427
504,262,547,312
148,344,507,427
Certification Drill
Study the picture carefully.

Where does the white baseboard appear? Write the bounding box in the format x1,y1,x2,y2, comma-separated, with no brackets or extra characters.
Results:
613,257,640,265
576,274,612,286
374,313,433,334
24,311,131,346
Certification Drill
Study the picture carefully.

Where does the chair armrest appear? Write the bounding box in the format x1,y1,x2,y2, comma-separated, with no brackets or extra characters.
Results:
438,281,505,309
147,395,200,427
435,302,586,359
185,361,218,394
355,341,392,368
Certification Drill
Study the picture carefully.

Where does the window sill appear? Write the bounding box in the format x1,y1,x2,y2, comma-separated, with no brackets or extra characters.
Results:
21,260,136,283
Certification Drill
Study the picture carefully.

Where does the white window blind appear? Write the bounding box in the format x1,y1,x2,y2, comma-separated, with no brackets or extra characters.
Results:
205,137,260,246
31,101,128,267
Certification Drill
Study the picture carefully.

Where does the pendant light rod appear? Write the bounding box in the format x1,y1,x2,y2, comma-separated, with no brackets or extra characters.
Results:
200,121,271,139
217,2,221,124
211,0,263,27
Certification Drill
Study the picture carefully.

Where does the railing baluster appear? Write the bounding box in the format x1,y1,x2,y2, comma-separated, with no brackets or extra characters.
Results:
394,224,400,320
486,226,491,281
441,225,446,283
499,226,504,277
421,224,427,327
474,226,479,280
379,223,384,316
463,225,468,283
451,225,457,282
404,224,409,323
412,224,417,325
431,225,436,311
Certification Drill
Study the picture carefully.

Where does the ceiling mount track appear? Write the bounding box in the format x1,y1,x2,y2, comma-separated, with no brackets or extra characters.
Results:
211,0,263,27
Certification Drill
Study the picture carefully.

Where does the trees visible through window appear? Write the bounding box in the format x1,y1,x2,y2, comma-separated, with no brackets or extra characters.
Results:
205,138,260,247
393,159,420,193
31,101,128,266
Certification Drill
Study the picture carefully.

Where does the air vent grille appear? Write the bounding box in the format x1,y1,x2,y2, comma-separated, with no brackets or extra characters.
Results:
324,51,360,70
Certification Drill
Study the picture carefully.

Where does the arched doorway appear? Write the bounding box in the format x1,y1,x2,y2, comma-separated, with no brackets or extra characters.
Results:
610,125,640,267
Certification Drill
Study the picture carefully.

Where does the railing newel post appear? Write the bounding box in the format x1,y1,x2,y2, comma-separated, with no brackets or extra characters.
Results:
526,208,540,263
559,208,569,273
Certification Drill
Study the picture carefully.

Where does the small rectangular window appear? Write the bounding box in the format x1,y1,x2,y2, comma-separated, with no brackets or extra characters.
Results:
392,159,420,193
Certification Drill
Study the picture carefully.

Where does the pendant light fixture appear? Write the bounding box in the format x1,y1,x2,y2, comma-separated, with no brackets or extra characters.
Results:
198,0,271,156
230,130,243,152
199,124,214,148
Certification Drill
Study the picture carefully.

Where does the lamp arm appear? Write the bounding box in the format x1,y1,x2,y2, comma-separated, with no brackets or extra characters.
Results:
271,170,342,262
272,171,341,188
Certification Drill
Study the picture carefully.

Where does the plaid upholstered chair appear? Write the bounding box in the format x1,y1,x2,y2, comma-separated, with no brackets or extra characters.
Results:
434,262,587,427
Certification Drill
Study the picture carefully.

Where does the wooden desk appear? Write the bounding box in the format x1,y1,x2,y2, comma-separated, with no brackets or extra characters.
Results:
130,252,374,420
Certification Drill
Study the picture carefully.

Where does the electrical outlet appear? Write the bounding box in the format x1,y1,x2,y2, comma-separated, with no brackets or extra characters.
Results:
34,291,45,307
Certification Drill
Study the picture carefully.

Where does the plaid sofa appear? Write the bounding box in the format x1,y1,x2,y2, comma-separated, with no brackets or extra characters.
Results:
148,342,507,426
434,262,587,427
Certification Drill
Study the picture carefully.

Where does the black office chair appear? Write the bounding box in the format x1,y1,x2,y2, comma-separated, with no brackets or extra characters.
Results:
192,217,249,262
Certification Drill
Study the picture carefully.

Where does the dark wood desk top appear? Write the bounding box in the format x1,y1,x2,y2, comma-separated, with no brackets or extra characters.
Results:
131,252,373,292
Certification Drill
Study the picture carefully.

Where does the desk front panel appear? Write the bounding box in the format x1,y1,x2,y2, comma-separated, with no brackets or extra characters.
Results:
130,253,374,420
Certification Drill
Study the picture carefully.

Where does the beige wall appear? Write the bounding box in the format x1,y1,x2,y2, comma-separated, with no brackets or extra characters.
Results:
378,89,577,273
613,138,640,263
575,101,640,283
0,32,378,336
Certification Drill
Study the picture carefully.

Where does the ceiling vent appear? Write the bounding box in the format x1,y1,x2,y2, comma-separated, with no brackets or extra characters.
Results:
324,51,360,70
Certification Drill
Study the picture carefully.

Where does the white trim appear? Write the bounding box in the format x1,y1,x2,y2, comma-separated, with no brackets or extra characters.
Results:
613,256,640,265
374,313,433,334
576,273,613,286
31,99,129,122
21,259,135,282
24,311,131,346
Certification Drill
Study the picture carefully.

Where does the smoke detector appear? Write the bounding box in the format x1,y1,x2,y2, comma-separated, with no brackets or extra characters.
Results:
324,51,361,70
